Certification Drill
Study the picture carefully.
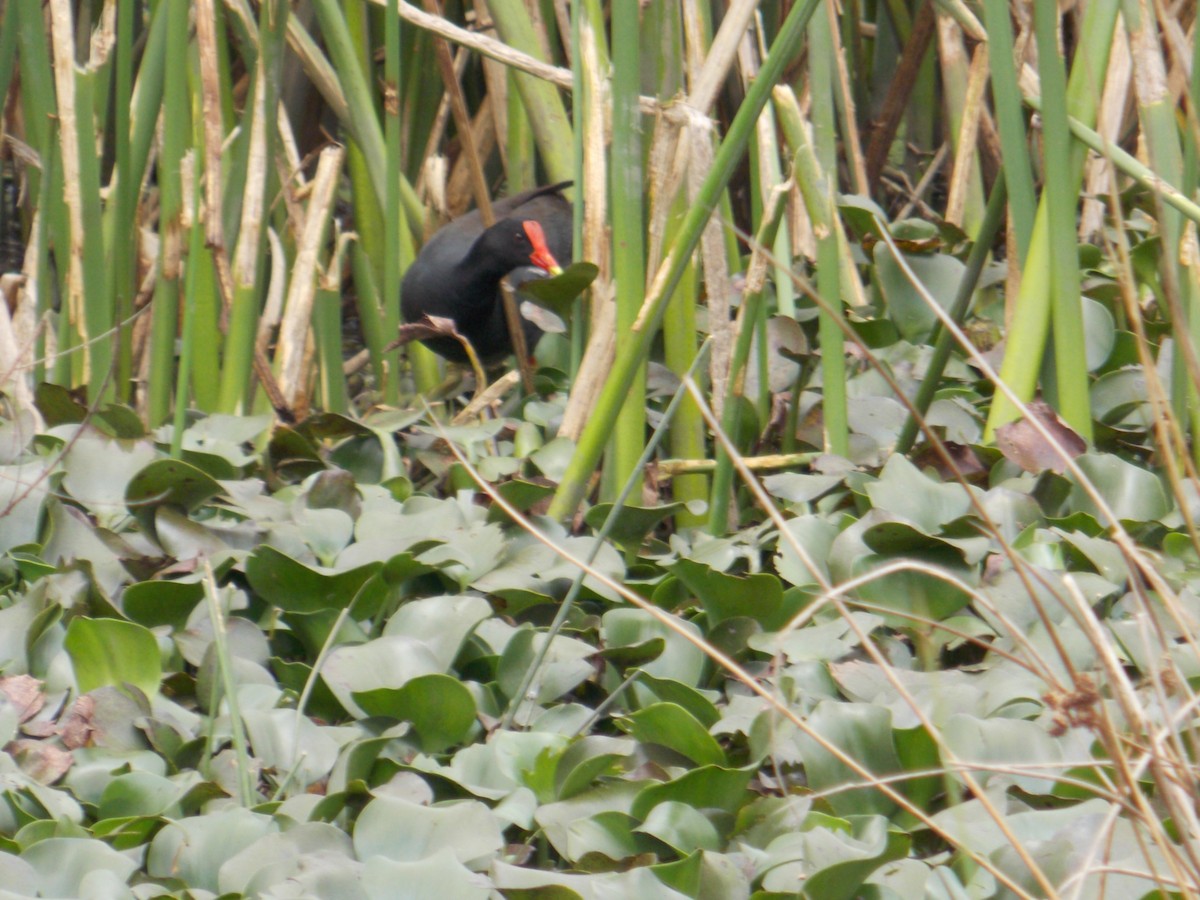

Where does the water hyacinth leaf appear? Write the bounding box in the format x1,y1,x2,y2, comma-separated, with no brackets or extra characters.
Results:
602,610,707,690
551,809,642,863
125,458,223,536
241,708,341,788
321,636,442,715
177,413,273,467
245,546,383,613
599,636,666,669
633,673,720,728
585,502,684,554
61,435,157,526
383,594,492,670
673,558,782,626
941,714,1067,794
147,808,276,892
355,674,476,753
352,794,503,866
122,580,204,629
635,800,721,855
21,837,138,898
64,618,161,697
362,849,491,900
851,552,974,622
864,454,973,533
759,815,910,899
497,628,595,705
620,703,726,768
554,736,637,800
874,245,965,343
1067,453,1170,523
795,701,901,818
518,261,600,316
775,515,839,589
652,850,751,899
630,764,756,820
227,827,360,896
97,771,185,819
0,462,52,554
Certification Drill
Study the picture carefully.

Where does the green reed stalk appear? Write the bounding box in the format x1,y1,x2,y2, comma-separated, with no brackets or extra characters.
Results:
981,0,1035,262
146,0,191,423
984,0,1120,439
610,0,646,500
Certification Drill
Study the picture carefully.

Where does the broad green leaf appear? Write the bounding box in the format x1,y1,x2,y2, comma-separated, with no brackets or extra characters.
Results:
353,794,502,866
620,703,726,767
64,618,161,697
355,674,477,752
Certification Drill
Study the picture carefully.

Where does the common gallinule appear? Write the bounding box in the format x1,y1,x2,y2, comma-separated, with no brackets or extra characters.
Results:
401,182,572,364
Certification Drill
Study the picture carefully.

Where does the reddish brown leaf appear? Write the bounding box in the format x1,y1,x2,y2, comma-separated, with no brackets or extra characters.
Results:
995,400,1086,474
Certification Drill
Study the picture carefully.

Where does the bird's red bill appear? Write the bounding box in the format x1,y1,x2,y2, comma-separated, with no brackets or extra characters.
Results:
523,220,563,275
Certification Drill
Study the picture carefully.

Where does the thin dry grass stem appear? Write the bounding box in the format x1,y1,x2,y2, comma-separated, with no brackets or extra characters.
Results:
1058,575,1200,895
1101,182,1200,562
371,0,664,112
681,376,1059,899
893,141,949,221
945,40,989,228
729,215,1084,690
1080,30,1131,242
871,220,1194,645
275,145,345,409
431,413,1042,899
233,60,270,293
822,0,867,195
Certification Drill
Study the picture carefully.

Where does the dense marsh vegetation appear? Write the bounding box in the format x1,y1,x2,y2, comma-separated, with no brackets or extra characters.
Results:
1,0,1199,896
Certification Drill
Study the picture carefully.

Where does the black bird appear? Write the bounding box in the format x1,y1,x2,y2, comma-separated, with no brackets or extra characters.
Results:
400,182,572,363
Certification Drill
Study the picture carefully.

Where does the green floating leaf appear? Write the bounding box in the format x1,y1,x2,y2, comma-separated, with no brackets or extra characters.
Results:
518,262,600,316
1067,452,1171,523
620,703,726,768
64,617,162,697
352,794,503,865
630,764,755,820
122,580,204,629
35,382,88,426
851,552,973,623
795,701,901,818
125,458,224,536
873,244,965,343
245,546,383,614
355,674,477,753
554,736,637,800
585,503,685,555
635,673,720,728
672,558,782,627
864,454,973,534
635,801,720,855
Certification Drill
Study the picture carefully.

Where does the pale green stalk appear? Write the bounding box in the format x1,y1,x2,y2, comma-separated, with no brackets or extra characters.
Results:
1031,0,1090,441
984,0,1120,438
610,0,645,501
981,0,1035,262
